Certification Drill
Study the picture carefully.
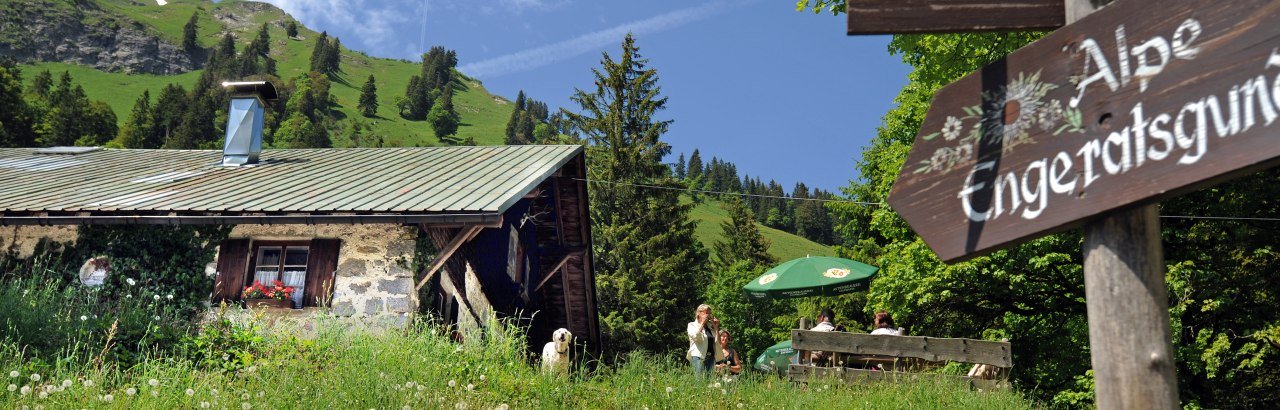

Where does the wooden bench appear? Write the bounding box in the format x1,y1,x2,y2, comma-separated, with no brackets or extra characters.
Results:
788,330,1012,390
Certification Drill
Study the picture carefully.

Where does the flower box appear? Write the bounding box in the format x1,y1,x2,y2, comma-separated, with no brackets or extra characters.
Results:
245,298,294,309
242,280,297,310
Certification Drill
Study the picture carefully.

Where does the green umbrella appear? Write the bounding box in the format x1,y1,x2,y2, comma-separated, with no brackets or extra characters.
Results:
742,256,878,300
754,340,796,373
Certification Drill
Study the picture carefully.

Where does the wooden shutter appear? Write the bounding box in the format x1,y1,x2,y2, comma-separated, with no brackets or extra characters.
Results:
213,239,251,302
304,238,341,307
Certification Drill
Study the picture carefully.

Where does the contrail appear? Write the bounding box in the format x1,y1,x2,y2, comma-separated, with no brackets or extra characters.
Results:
419,0,428,57
459,1,732,78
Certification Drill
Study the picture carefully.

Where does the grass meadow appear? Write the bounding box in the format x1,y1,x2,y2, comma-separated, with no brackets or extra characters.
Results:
0,277,1033,409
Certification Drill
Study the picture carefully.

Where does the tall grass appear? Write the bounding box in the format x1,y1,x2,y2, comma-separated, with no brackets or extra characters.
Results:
0,280,1034,409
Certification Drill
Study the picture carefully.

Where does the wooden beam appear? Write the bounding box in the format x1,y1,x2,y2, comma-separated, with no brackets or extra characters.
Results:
533,252,576,293
791,330,1012,368
415,225,483,291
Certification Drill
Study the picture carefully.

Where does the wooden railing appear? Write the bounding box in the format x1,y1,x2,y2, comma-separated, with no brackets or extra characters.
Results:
788,330,1013,390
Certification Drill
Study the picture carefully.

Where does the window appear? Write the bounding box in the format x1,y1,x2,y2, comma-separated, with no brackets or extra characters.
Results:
250,242,310,308
214,238,341,308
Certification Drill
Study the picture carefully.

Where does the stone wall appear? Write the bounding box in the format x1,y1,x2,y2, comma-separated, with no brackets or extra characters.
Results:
0,225,78,258
223,224,419,326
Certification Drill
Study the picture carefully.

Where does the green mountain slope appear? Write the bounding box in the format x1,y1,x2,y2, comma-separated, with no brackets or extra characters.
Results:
687,197,833,263
16,0,513,147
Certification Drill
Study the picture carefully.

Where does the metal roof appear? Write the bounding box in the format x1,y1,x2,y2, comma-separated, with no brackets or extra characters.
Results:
0,145,582,217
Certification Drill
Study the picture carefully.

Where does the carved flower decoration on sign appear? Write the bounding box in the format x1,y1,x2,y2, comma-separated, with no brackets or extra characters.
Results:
913,70,1086,175
758,272,778,285
942,116,963,141
823,268,850,279
980,70,1057,147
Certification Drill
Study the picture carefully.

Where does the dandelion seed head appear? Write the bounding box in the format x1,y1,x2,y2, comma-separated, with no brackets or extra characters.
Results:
448,380,457,388
20,385,32,395
166,294,174,300
148,379,159,387
665,386,674,393
495,404,510,410
83,380,94,387
29,373,40,382
126,278,136,286
8,371,17,378
153,294,161,301
465,383,474,391
186,388,195,396
721,389,727,395
60,380,71,388
7,384,16,392
103,393,113,402
242,402,251,410
125,387,137,396
479,374,486,381
151,390,158,397
455,402,468,410
200,401,211,409
712,382,720,389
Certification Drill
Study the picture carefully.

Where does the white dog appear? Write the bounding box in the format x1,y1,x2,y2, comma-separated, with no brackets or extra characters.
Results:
541,328,572,374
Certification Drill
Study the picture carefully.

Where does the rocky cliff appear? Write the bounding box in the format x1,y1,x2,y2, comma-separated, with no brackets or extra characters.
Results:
0,1,196,74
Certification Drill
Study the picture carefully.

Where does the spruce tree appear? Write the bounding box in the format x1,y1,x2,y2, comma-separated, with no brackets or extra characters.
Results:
116,90,154,148
28,69,52,101
151,84,187,146
504,90,527,144
182,12,199,52
309,32,330,73
0,60,35,147
713,197,776,269
687,148,703,180
674,152,686,179
565,34,707,355
285,20,299,38
358,75,378,117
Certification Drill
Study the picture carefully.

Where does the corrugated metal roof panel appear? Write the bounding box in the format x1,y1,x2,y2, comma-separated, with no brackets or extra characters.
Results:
0,146,583,215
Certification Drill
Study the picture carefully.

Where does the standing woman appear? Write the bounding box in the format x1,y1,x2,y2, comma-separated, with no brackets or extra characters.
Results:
686,304,720,374
715,329,743,377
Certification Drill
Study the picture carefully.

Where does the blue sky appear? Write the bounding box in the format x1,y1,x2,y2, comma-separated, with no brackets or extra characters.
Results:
260,0,911,192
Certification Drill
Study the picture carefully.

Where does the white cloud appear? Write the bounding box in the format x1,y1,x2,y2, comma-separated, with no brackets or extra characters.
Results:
262,0,413,51
459,1,730,79
493,0,570,14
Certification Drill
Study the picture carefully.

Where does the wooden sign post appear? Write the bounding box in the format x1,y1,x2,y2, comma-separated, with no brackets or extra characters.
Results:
852,0,1280,407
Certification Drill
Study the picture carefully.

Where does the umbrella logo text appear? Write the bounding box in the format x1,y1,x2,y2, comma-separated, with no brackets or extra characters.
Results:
758,272,779,285
823,268,851,279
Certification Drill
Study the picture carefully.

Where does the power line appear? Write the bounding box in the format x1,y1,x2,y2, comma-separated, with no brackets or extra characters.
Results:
1158,215,1280,222
572,177,1280,222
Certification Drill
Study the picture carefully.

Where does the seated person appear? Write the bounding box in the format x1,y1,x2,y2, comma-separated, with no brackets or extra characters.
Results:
869,311,903,335
807,307,837,366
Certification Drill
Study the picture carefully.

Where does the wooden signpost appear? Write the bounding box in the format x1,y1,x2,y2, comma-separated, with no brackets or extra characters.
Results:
849,0,1280,408
847,0,1065,34
886,0,1280,262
